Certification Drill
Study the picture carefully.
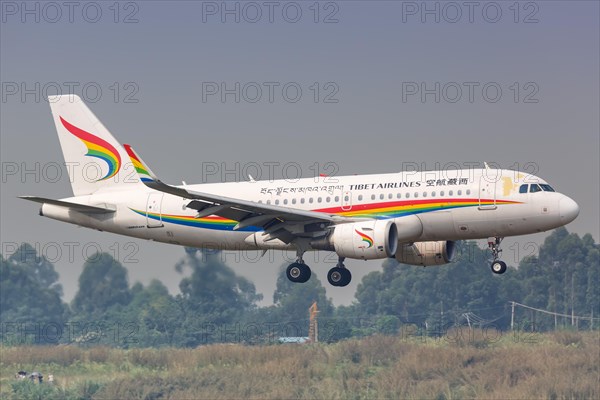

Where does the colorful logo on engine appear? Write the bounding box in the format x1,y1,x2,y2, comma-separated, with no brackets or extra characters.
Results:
60,116,121,181
355,229,373,248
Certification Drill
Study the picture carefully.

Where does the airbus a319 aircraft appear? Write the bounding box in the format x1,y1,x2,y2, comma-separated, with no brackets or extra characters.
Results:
21,95,580,287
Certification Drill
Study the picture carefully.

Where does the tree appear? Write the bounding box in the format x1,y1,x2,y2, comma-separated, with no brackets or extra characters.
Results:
126,279,183,347
175,248,263,346
72,253,131,315
0,244,67,343
270,265,334,337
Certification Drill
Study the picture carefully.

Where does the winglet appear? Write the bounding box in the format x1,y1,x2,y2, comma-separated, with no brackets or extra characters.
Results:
123,144,193,199
123,144,159,184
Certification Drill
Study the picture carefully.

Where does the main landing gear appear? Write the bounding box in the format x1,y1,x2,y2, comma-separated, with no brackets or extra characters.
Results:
286,258,311,283
488,237,507,274
285,252,352,287
327,257,352,287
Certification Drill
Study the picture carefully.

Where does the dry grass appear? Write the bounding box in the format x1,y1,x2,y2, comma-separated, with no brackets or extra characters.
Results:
1,331,598,399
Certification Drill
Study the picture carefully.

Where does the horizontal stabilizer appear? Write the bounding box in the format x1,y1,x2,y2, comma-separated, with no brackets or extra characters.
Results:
19,196,116,214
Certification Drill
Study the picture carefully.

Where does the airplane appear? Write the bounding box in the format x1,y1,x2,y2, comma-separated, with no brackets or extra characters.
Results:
20,95,580,287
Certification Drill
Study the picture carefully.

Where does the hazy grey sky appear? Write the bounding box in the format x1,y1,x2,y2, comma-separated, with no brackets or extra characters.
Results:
1,1,598,306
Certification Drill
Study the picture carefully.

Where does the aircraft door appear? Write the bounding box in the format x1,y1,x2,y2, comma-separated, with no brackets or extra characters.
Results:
478,175,497,210
146,192,164,227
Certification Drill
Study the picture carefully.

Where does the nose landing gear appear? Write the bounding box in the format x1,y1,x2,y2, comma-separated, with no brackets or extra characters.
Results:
327,257,352,287
488,237,507,274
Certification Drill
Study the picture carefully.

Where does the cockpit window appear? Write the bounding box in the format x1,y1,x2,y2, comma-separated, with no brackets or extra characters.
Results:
519,184,528,194
530,184,542,193
540,184,555,192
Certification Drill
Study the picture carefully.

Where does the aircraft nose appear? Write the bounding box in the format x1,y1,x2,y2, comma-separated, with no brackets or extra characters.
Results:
559,196,580,224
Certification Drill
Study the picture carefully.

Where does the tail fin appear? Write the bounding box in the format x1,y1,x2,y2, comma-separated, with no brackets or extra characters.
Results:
48,94,142,196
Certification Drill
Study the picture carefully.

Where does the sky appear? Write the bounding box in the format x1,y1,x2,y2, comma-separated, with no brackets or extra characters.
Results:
1,1,599,306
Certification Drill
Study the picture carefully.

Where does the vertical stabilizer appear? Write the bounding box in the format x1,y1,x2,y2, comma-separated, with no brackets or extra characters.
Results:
48,94,142,196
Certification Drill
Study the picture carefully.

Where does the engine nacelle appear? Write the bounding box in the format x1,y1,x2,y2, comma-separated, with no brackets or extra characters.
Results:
395,241,456,266
312,220,398,260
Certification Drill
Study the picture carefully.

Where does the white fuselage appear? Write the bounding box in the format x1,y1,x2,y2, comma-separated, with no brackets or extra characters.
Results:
40,168,579,252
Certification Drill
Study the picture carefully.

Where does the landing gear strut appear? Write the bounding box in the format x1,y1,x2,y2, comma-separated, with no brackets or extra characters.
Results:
327,257,352,287
488,237,507,274
286,249,311,283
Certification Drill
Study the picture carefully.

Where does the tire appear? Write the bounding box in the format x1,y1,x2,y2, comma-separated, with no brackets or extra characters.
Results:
338,268,352,287
287,263,311,283
491,260,507,274
328,267,351,286
327,267,343,286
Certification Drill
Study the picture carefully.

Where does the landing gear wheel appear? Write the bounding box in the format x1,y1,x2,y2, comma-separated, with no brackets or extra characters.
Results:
286,262,311,283
491,260,507,274
327,267,352,287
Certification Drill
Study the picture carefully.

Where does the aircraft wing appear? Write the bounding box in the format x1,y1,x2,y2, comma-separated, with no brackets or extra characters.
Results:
124,145,359,242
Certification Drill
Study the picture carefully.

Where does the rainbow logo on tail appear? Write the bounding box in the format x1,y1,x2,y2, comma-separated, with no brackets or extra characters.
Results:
355,229,374,248
60,117,121,181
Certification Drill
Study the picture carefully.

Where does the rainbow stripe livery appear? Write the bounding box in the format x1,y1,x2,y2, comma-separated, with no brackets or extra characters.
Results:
130,208,257,231
124,145,154,183
129,199,520,232
355,229,374,248
324,198,519,219
60,117,121,181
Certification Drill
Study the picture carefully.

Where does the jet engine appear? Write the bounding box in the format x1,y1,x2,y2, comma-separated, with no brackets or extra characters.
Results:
395,240,456,266
311,220,398,260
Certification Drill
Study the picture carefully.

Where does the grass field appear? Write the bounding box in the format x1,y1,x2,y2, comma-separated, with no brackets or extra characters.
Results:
1,330,598,399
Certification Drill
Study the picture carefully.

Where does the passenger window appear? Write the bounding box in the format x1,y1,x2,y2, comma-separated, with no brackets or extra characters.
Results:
275,200,279,205
292,199,296,204
283,199,288,205
405,193,410,198
458,190,462,195
422,192,427,197
530,184,542,193
358,195,363,201
317,197,322,203
519,184,528,194
466,189,471,195
335,196,340,202
371,194,376,200
380,194,384,200
326,196,331,202
300,198,305,204
309,198,314,203
440,191,444,196
267,200,271,205
432,191,436,197
397,193,401,199
449,190,453,196
388,193,393,199
414,192,418,198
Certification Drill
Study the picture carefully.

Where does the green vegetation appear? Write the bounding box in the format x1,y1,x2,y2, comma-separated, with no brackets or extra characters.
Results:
1,331,598,399
0,227,598,397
